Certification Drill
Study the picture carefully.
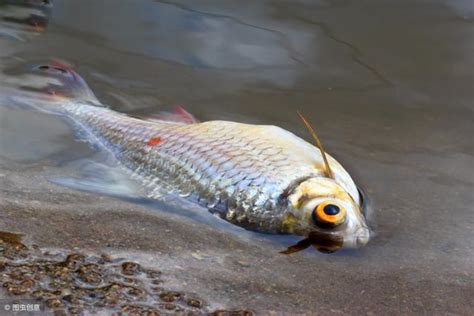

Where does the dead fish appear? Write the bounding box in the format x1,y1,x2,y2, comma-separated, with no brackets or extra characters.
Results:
8,61,371,254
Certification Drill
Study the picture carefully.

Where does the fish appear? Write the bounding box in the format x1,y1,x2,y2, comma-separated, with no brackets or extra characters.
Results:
6,61,371,253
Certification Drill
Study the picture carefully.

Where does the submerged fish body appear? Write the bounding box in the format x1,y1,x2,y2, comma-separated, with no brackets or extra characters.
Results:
9,61,371,252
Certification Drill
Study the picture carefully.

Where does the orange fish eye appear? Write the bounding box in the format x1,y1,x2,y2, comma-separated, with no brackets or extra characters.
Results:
312,201,346,227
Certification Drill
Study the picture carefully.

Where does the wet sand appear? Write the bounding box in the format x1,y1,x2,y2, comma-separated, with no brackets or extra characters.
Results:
1,0,473,314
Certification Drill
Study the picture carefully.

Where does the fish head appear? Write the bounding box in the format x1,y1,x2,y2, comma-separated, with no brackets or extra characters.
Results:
281,177,370,253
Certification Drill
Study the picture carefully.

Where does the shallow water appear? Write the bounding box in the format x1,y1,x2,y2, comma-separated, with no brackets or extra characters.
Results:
1,0,473,314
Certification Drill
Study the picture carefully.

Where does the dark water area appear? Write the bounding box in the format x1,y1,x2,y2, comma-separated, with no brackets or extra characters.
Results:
0,0,473,314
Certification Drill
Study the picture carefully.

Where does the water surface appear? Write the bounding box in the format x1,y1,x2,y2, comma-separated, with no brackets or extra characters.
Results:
0,0,473,314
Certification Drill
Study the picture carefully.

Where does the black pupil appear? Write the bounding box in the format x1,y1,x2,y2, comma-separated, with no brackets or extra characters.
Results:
323,204,340,215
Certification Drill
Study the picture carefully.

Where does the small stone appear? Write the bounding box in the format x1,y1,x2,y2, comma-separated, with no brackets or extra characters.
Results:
145,270,161,279
159,291,181,302
63,253,86,269
186,298,203,308
68,307,83,315
53,310,67,316
121,262,141,275
151,287,162,293
164,303,176,310
127,287,143,297
20,279,34,290
78,264,102,285
237,261,250,267
191,252,203,260
31,289,44,298
45,298,63,308
121,305,131,312
9,286,27,295
100,254,112,262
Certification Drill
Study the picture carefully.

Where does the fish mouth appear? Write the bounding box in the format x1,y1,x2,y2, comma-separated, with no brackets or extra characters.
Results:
356,228,370,247
342,227,370,248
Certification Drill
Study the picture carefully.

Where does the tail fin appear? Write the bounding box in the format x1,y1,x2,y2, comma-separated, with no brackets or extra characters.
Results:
26,60,102,106
1,59,104,113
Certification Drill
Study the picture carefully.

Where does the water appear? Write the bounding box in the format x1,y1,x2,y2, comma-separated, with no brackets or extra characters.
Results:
1,0,473,314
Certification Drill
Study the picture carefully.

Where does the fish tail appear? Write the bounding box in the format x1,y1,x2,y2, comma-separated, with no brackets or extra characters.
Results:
4,60,104,114
32,60,102,106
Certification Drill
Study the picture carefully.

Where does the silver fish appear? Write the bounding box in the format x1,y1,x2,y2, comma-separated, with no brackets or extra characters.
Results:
10,61,371,253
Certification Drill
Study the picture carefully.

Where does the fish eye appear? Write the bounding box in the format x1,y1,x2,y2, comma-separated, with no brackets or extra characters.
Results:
312,201,346,227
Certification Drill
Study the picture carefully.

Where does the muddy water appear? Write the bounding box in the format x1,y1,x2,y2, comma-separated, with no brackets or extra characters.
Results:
1,0,473,314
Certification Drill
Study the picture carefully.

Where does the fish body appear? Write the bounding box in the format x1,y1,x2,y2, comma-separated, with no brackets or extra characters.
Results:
65,103,359,232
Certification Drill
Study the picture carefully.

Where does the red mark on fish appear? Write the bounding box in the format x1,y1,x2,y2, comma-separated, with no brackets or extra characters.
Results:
146,137,161,146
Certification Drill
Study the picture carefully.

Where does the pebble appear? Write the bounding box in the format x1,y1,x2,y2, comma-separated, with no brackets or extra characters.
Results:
187,298,203,308
159,291,181,302
121,262,141,275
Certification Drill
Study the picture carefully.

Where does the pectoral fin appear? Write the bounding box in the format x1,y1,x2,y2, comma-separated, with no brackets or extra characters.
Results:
279,238,312,255
280,232,344,255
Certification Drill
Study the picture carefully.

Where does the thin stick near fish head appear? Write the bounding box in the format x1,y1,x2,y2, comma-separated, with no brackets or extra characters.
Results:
296,111,334,179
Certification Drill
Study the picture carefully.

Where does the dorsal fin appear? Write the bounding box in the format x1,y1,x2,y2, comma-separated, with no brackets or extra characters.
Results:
138,105,198,124
297,111,334,179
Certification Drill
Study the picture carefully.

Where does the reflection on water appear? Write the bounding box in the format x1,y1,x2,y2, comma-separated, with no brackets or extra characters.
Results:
445,0,474,19
52,0,292,70
0,0,51,41
50,0,383,90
